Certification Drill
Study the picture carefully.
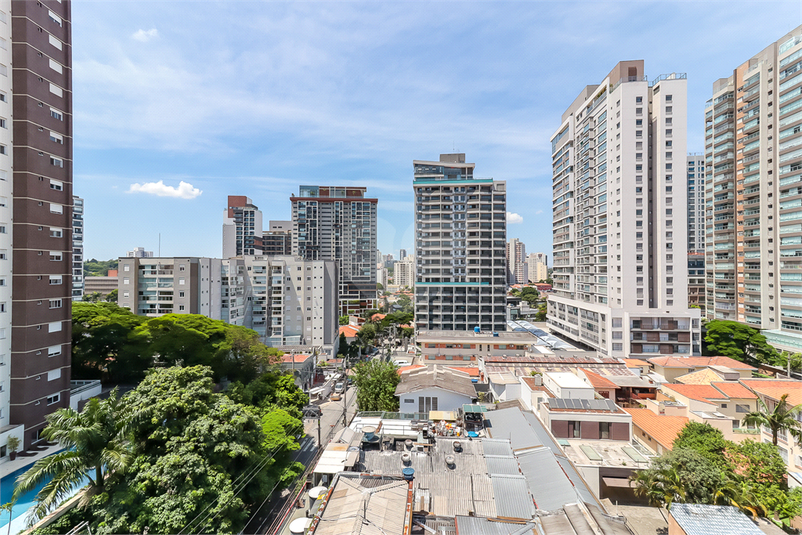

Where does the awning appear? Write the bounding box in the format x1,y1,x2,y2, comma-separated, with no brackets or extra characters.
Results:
602,477,636,488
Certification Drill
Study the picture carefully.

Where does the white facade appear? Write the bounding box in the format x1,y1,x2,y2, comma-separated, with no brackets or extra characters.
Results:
395,257,415,288
397,386,473,414
127,247,153,258
705,25,802,340
221,255,339,355
222,196,263,258
506,238,526,284
527,252,548,283
547,61,701,358
542,372,595,399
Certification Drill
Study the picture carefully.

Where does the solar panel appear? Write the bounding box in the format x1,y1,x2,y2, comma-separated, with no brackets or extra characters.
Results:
553,398,564,409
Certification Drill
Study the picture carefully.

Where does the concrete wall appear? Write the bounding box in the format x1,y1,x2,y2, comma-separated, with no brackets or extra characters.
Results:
398,387,473,413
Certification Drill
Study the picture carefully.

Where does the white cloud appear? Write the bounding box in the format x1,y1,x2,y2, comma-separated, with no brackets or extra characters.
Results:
132,29,158,42
535,209,543,215
506,212,523,224
128,180,202,199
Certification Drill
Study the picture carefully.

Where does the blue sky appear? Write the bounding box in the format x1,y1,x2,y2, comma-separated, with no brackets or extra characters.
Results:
74,0,801,261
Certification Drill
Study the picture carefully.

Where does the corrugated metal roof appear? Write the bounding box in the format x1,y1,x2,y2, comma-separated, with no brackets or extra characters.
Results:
669,504,764,535
484,455,521,476
455,515,536,535
491,474,536,519
485,408,544,451
585,504,632,535
516,447,582,512
481,438,514,456
556,455,600,507
563,504,596,535
540,510,581,535
521,411,564,453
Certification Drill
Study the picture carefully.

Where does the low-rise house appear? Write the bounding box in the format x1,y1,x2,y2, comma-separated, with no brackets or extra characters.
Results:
624,407,689,455
542,371,595,399
740,379,802,475
280,353,316,391
338,324,359,345
540,397,631,442
487,372,521,402
519,375,554,411
668,503,767,535
395,366,476,413
417,330,537,364
578,368,618,400
658,383,758,441
647,356,755,382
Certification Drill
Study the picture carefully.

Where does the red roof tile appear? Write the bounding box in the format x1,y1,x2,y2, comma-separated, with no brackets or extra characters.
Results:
449,366,480,377
397,365,425,375
339,325,360,337
711,382,756,400
281,354,313,364
624,408,688,451
740,379,802,406
661,383,728,403
648,356,755,371
580,368,618,390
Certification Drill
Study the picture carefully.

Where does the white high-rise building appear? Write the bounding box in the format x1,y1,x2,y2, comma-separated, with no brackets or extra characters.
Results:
414,153,507,332
127,247,154,258
506,238,526,284
221,256,339,356
223,196,263,258
704,25,802,354
547,61,701,358
527,252,548,283
395,256,415,288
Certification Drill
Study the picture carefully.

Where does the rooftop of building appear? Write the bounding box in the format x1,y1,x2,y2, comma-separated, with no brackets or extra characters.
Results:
675,368,726,385
661,383,729,404
543,398,626,415
520,377,554,395
545,371,591,389
579,368,619,390
417,330,538,341
740,378,802,406
648,356,756,371
562,438,652,468
280,353,314,364
395,367,476,398
623,408,689,451
669,503,766,535
338,324,360,337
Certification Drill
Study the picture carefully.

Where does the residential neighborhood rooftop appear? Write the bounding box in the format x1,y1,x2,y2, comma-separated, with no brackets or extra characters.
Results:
648,356,756,371
395,366,476,398
624,408,689,452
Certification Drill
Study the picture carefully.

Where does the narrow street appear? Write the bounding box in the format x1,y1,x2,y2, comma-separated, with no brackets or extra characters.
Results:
304,385,359,447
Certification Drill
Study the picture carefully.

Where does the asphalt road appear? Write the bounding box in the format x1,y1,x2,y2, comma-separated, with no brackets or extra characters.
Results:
303,385,358,447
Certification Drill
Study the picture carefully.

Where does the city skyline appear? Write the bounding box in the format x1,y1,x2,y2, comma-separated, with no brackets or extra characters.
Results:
72,2,799,260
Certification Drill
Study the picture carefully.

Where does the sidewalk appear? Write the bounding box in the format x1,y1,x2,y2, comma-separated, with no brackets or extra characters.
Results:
0,443,61,480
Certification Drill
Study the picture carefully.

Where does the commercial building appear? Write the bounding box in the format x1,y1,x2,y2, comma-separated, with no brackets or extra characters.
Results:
527,252,548,283
222,195,263,258
117,257,223,319
72,195,83,300
413,154,507,332
83,276,117,299
126,247,153,258
547,60,701,358
220,255,339,355
291,185,378,316
506,237,526,284
705,25,802,348
8,0,74,447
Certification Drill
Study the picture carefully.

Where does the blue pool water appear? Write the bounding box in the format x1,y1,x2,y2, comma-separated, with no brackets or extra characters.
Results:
0,452,89,531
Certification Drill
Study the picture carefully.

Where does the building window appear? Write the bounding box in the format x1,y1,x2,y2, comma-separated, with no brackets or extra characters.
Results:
46,393,60,406
49,299,62,309
49,252,61,261
600,422,611,439
49,276,62,285
50,108,62,121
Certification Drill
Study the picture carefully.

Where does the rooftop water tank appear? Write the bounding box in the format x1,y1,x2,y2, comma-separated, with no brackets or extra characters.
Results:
402,467,415,481
474,326,481,333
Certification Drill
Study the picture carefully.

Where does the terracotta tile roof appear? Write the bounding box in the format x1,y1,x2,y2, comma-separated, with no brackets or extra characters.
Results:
675,368,725,385
648,356,755,371
740,379,802,406
711,382,756,400
397,365,425,375
520,377,554,395
661,383,728,403
339,325,360,337
623,358,650,367
281,353,313,364
448,366,480,377
371,313,387,321
624,408,689,451
580,368,618,390
395,367,476,398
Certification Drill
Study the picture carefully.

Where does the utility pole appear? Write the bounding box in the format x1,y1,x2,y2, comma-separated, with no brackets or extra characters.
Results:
342,353,348,427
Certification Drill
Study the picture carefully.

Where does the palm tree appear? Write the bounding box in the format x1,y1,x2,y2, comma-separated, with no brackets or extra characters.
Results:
742,393,802,446
13,389,130,524
713,478,767,519
630,466,687,508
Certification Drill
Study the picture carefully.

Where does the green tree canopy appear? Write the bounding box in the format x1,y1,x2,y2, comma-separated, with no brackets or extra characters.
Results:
105,289,118,303
519,287,539,304
742,393,802,446
353,360,400,412
339,315,349,326
703,320,777,364
673,422,730,470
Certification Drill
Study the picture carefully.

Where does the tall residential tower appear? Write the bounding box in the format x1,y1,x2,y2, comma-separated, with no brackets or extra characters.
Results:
547,61,701,358
704,25,802,353
291,186,377,315
413,154,507,332
10,0,73,446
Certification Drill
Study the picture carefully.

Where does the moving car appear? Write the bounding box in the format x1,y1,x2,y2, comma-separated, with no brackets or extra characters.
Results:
334,382,345,394
331,392,342,401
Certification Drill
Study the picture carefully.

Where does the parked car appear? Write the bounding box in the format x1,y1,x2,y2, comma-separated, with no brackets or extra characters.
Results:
334,382,345,394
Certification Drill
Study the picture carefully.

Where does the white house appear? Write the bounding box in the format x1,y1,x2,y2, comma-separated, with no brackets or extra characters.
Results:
395,367,476,414
542,372,595,399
